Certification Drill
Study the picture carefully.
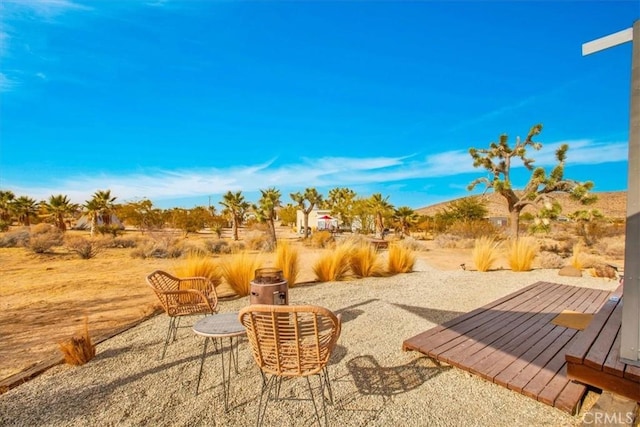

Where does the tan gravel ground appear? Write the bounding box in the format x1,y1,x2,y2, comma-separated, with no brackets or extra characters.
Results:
0,258,621,427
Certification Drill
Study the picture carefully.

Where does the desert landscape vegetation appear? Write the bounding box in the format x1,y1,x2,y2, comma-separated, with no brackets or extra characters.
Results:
0,187,627,393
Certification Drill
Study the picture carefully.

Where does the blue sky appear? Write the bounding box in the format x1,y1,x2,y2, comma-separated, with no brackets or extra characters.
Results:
0,0,637,210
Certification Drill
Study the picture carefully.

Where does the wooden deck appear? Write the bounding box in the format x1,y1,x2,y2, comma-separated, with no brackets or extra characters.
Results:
566,286,640,402
402,281,612,414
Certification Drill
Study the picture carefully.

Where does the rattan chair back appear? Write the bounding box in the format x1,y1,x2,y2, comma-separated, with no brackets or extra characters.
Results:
239,304,341,377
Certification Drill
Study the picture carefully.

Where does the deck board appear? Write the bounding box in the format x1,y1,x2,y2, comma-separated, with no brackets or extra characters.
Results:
565,285,640,402
403,281,612,414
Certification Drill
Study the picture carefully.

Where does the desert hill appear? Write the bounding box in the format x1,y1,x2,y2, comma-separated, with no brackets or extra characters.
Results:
416,191,627,219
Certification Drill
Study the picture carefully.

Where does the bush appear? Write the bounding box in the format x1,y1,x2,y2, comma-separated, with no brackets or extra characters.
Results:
205,239,233,255
0,229,30,248
130,236,183,259
28,224,63,254
105,237,137,249
313,241,354,282
472,236,500,272
309,230,334,248
0,220,10,232
447,220,499,239
65,236,105,259
275,240,300,287
349,243,384,278
506,237,538,272
96,224,122,237
537,251,566,269
219,252,263,297
434,234,474,249
244,231,273,251
387,243,416,274
173,254,221,286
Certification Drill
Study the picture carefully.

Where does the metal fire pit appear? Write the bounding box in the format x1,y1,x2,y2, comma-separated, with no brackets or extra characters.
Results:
249,268,288,305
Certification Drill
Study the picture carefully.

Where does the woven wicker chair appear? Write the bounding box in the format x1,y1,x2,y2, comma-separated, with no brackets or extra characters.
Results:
239,304,341,427
146,270,219,359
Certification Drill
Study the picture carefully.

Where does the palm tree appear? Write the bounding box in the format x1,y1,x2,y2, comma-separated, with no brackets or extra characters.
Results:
43,194,78,231
219,191,250,241
368,193,394,239
13,196,39,226
0,190,15,223
290,188,323,238
256,187,282,248
83,199,102,236
91,190,117,226
393,206,418,237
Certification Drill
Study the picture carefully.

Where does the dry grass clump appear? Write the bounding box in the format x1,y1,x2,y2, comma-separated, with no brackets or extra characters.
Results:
173,254,221,286
506,236,538,272
434,234,474,249
58,318,96,366
537,251,566,269
349,243,384,278
472,236,500,272
595,238,626,258
570,243,585,270
588,264,619,279
313,241,354,282
245,231,273,251
27,224,64,254
275,240,300,287
0,228,30,248
219,251,263,296
309,230,334,248
387,243,416,274
65,236,105,259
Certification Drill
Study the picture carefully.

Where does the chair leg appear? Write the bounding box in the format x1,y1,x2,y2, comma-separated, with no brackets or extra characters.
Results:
322,367,334,405
256,374,276,427
161,317,178,359
306,375,328,427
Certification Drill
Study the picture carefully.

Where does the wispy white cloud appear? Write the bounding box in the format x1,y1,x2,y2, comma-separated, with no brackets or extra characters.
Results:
3,0,91,18
0,73,18,92
5,139,627,206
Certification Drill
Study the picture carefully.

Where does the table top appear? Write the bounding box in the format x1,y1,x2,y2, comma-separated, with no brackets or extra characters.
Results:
193,312,246,338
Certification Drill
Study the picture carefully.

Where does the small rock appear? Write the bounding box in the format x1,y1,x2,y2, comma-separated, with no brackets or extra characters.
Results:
559,266,582,277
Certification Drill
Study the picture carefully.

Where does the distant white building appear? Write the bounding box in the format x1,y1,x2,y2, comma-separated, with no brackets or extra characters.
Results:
296,209,338,232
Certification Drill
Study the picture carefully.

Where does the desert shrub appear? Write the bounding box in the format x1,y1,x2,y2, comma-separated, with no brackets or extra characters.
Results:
387,243,416,274
245,230,273,251
58,318,95,366
595,238,626,258
309,230,334,248
506,237,538,272
397,237,427,251
588,263,619,279
28,224,63,254
434,234,474,249
472,236,500,272
349,243,384,278
0,220,10,232
130,236,183,259
204,239,233,254
219,251,263,296
447,220,499,239
96,224,123,237
105,237,137,248
537,251,565,269
173,254,221,286
65,236,105,259
312,241,354,282
0,229,30,247
275,240,300,287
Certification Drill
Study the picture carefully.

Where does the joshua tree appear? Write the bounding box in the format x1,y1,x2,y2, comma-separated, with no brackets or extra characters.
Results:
326,187,356,229
468,124,596,236
219,190,250,241
290,188,323,238
368,193,394,239
43,194,78,231
255,187,282,249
